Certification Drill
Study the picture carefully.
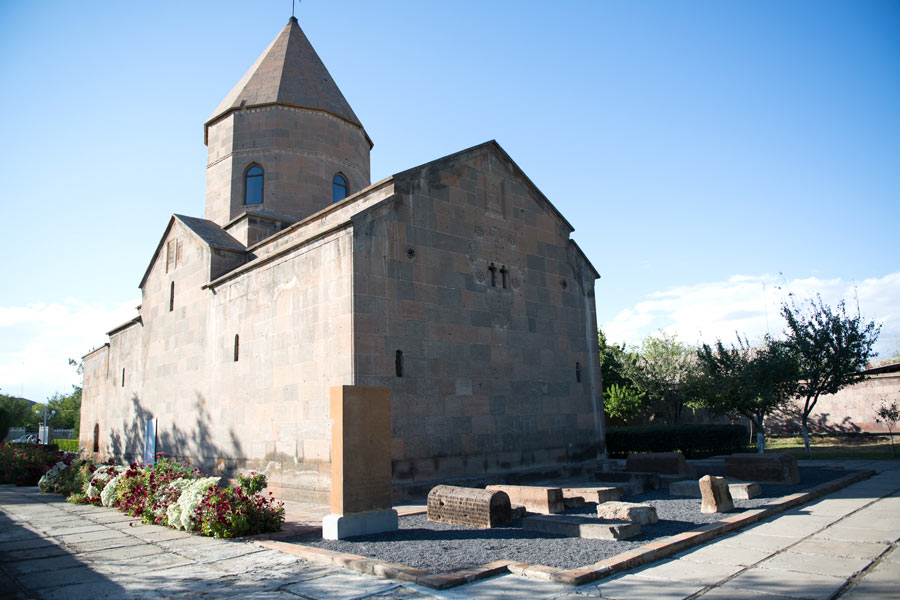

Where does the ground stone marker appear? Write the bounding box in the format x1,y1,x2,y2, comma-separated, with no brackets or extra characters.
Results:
523,515,641,540
699,475,734,513
427,485,511,528
484,485,565,514
323,386,398,540
596,501,659,525
725,453,800,484
669,479,762,500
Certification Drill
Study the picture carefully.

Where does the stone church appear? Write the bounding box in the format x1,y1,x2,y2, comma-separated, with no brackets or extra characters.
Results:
80,18,606,502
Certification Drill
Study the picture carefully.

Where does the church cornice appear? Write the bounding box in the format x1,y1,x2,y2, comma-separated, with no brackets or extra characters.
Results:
204,103,373,149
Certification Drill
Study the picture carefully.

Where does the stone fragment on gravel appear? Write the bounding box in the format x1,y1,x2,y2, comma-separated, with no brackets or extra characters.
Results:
523,515,642,540
596,501,659,525
700,475,735,513
562,486,623,504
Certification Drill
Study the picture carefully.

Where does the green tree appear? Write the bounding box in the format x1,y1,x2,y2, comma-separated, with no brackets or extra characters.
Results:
696,336,798,453
44,359,83,435
874,400,899,457
626,332,698,424
782,295,880,457
0,390,39,440
599,329,646,423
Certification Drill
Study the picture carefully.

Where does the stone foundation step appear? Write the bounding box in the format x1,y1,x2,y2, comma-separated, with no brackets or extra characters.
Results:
522,515,642,540
560,486,624,504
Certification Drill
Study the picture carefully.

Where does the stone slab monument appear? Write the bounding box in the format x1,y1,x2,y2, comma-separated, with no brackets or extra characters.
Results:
323,386,398,540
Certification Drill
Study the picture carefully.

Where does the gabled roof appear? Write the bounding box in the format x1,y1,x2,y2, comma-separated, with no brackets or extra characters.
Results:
205,17,366,144
393,140,575,233
139,215,246,289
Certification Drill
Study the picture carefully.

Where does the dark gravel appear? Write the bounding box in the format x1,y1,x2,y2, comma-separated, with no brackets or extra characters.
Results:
290,467,850,574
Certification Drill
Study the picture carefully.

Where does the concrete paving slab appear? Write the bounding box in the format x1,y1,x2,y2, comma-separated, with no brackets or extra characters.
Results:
630,558,743,585
281,570,401,599
0,534,61,552
174,539,266,562
64,532,149,553
436,573,598,599
813,525,900,544
839,557,900,600
32,578,143,600
37,524,108,537
758,550,871,578
594,573,705,599
675,543,774,566
748,515,838,537
882,546,900,564
789,538,888,560
0,542,70,562
697,588,798,600
122,526,190,542
88,550,194,575
16,563,109,591
723,567,847,600
52,528,126,544
79,543,164,562
715,532,797,551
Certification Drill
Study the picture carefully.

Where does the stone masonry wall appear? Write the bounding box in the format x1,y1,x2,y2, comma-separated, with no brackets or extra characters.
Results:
80,219,355,503
205,107,370,226
351,146,605,490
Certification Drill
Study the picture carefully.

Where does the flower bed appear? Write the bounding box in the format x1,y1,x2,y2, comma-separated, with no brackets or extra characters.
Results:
37,455,284,539
1,442,66,486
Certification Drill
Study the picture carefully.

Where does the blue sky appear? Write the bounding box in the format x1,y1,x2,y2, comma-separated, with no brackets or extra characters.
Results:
1,1,898,402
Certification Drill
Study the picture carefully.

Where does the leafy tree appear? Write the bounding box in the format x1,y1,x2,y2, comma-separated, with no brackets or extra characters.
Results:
0,390,39,440
599,329,646,423
781,295,880,457
604,383,645,422
44,359,83,435
875,401,899,457
696,336,798,453
626,332,699,424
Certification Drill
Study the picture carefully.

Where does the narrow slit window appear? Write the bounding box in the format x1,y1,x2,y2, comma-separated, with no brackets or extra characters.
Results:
395,350,403,377
576,362,582,383
121,368,126,387
93,423,99,453
488,263,497,287
332,173,348,203
233,334,240,362
500,265,509,289
169,281,175,312
245,165,264,205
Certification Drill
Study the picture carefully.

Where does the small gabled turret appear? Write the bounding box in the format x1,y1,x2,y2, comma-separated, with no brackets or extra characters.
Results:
204,18,372,230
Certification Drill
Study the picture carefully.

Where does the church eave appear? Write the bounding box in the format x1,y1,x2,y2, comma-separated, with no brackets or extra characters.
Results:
203,102,373,148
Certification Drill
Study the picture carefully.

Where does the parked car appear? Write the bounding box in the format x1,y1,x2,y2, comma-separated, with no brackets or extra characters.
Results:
11,434,39,443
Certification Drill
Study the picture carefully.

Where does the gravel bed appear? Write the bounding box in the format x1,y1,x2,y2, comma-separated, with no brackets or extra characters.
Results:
290,467,850,574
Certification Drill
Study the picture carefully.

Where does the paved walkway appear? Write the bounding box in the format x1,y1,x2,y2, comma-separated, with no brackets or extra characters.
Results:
0,460,897,599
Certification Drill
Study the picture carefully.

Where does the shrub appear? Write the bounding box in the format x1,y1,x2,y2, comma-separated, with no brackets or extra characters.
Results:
0,443,65,486
606,424,750,458
35,457,284,538
53,439,80,452
236,471,267,495
193,485,285,539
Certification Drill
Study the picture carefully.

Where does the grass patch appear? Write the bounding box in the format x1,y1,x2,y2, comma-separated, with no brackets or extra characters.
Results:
766,434,900,460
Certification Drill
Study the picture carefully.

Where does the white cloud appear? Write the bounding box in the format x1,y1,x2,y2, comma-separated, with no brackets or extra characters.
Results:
602,272,900,357
0,299,138,402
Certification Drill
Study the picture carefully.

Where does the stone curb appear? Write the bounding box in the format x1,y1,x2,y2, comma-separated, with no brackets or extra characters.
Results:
255,469,875,590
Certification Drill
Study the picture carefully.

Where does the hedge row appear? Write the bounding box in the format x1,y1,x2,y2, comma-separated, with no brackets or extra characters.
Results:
54,439,80,452
606,424,750,458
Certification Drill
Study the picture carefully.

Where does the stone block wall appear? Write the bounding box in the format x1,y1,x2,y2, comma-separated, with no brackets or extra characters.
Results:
205,107,370,226
351,145,605,490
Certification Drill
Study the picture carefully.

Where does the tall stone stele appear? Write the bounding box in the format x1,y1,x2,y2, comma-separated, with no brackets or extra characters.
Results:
323,386,398,539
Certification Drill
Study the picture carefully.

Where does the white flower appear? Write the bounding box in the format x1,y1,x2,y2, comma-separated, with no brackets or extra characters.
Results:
100,474,122,507
166,477,219,531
